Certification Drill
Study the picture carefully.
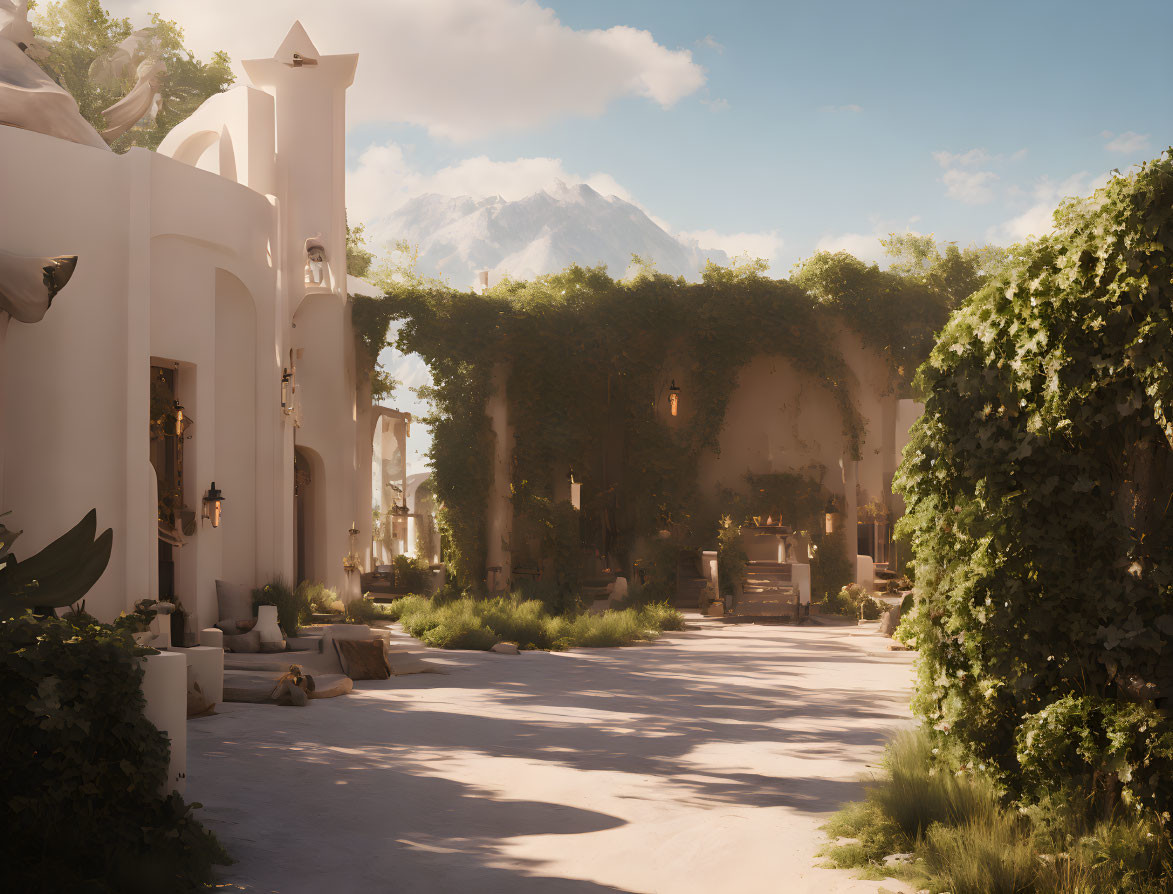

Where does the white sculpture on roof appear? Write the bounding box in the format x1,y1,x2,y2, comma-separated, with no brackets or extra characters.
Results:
89,27,167,142
0,0,108,149
100,56,166,141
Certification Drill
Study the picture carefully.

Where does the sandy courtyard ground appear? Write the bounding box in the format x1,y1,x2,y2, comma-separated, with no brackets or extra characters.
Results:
190,617,916,893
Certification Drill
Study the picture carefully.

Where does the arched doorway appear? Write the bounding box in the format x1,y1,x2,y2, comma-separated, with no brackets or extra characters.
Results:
293,445,325,585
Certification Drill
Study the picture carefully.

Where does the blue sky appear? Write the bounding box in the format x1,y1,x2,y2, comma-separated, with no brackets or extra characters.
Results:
341,0,1172,270
104,0,1172,471
111,0,1171,270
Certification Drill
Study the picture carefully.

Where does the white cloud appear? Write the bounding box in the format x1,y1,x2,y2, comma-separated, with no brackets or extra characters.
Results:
986,170,1112,244
941,168,999,204
933,148,999,204
697,35,725,53
679,229,783,265
814,231,887,264
932,148,991,168
348,140,670,244
813,219,922,266
1101,130,1151,155
821,103,863,113
99,0,706,140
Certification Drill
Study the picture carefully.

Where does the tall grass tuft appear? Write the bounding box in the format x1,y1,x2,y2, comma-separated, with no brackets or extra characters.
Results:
822,727,1173,893
873,729,999,839
921,813,1036,894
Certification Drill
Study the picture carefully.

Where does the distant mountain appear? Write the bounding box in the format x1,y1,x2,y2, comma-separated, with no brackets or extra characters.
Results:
375,181,729,286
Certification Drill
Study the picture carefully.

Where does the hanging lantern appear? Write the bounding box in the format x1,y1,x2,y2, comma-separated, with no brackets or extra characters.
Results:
203,482,225,527
172,401,185,437
280,368,293,415
668,380,681,416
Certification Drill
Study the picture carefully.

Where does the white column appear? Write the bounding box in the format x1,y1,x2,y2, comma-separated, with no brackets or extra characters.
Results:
140,650,187,795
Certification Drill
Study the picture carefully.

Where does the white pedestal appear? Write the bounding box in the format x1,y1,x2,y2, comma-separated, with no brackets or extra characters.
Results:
182,645,224,706
140,650,186,795
855,554,875,592
792,563,811,604
255,604,284,652
200,627,223,649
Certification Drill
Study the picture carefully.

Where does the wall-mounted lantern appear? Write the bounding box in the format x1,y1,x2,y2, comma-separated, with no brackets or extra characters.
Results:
280,368,294,415
203,482,225,527
824,497,836,535
668,380,681,417
172,401,185,437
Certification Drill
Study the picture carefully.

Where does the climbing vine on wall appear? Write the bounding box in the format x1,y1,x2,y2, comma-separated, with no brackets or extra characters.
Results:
896,152,1173,811
350,252,960,593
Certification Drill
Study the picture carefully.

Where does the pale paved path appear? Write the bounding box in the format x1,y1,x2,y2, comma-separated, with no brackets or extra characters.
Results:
190,617,916,894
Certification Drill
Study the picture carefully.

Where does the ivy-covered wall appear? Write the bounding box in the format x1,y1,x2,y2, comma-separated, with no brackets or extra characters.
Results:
354,256,950,597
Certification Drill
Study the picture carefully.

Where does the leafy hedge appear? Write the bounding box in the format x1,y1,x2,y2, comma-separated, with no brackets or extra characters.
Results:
387,593,684,650
0,614,228,892
896,151,1173,815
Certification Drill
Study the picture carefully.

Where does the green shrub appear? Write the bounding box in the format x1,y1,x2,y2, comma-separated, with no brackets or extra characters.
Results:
252,578,311,636
895,153,1173,811
1016,695,1173,820
637,601,687,632
819,583,885,620
392,553,431,593
0,614,229,892
386,593,683,650
298,581,342,614
342,596,392,625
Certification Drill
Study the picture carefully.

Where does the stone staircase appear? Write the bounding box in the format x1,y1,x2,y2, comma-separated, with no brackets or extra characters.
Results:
735,561,800,617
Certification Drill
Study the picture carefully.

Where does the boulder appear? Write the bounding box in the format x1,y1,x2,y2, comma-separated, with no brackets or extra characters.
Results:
491,642,520,655
878,604,903,637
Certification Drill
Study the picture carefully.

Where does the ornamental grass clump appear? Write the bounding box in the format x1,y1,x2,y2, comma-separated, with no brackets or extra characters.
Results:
387,593,683,650
823,728,1173,892
252,578,311,636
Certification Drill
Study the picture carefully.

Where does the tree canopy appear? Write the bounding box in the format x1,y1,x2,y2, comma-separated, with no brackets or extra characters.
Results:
30,0,233,152
897,151,1173,817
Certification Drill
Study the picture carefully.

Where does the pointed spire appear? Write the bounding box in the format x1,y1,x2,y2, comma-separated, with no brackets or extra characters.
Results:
272,21,321,65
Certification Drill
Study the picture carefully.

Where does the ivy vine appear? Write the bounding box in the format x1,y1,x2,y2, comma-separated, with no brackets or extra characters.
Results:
351,253,960,594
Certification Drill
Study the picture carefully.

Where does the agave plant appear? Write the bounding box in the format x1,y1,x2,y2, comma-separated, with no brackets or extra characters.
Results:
0,509,114,619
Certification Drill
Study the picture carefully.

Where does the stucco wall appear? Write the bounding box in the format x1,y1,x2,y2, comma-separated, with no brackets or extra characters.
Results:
1,128,282,626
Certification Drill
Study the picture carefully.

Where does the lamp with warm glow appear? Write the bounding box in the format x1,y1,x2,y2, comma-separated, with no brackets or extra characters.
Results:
280,368,293,415
343,522,361,573
668,380,681,416
203,482,225,527
824,497,836,535
172,401,185,437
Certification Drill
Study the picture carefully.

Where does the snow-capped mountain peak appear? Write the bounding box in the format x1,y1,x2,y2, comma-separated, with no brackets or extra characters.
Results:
368,186,729,288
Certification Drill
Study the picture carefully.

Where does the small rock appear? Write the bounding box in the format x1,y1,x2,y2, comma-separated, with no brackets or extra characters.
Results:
882,852,913,866
491,642,520,654
887,641,911,651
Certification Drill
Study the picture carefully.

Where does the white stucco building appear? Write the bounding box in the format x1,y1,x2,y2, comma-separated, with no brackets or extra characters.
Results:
0,23,392,636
